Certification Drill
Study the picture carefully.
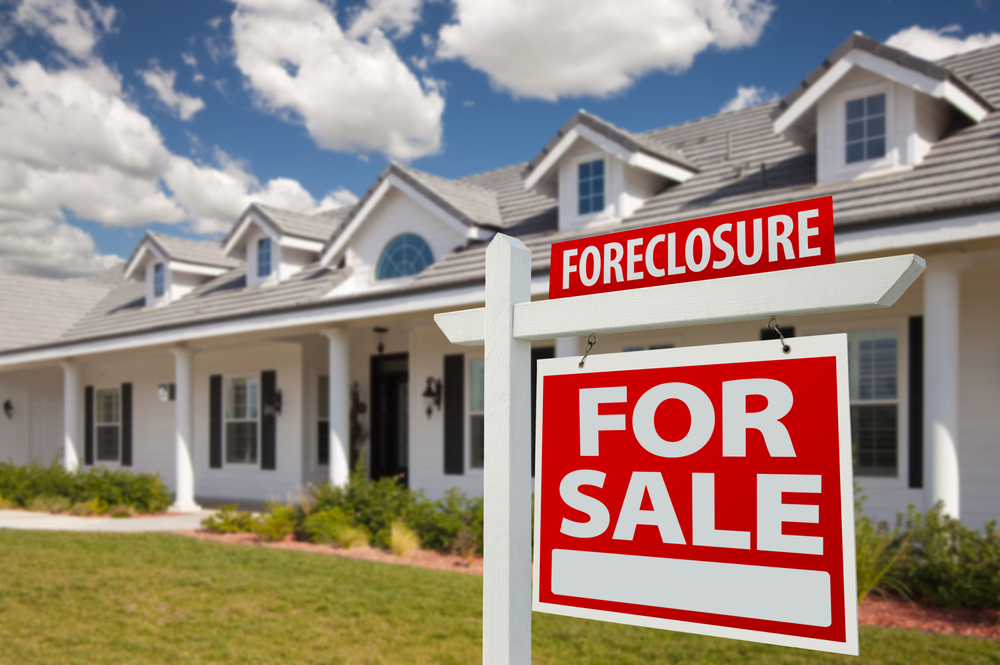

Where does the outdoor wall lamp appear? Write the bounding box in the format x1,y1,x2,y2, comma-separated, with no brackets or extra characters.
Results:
422,377,442,418
3,399,12,419
374,327,388,355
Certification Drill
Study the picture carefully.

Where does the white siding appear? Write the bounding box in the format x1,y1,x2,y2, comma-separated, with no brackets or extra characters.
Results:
333,188,466,295
194,342,304,503
0,367,65,466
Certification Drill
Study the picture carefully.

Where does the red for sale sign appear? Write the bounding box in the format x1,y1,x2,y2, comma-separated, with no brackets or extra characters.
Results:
548,196,834,299
532,335,858,655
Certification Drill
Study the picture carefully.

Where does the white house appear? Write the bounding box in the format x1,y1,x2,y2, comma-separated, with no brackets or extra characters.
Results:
0,34,998,527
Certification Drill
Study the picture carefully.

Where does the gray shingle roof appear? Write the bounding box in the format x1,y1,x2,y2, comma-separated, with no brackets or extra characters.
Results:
0,274,113,351
2,38,999,357
148,233,241,269
523,110,700,179
773,33,994,120
255,204,348,243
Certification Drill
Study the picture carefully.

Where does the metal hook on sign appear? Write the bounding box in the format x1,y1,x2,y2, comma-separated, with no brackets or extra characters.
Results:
767,317,791,355
578,334,598,368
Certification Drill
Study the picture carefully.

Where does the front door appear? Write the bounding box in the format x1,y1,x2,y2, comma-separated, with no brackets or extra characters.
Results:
369,353,409,483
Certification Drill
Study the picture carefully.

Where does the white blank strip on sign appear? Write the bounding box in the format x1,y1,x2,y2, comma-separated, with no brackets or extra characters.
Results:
550,549,832,627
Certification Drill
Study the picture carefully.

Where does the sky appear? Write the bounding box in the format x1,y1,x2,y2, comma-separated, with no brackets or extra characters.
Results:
1,0,998,278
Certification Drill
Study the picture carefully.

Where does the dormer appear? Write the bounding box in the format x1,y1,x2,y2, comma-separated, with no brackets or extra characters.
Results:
523,111,698,233
223,204,340,288
773,33,993,186
319,164,499,293
123,232,239,307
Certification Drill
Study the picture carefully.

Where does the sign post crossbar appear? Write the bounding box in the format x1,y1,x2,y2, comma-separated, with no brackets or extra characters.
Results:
435,233,925,664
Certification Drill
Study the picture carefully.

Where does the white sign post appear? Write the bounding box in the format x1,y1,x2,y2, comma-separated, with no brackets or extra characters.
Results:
435,234,924,664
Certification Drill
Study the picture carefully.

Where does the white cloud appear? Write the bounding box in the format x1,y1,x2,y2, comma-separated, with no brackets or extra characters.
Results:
15,0,115,60
348,0,424,39
318,188,359,211
0,0,356,277
436,0,774,100
885,25,1000,61
140,64,206,120
181,51,205,83
720,85,775,112
229,0,444,160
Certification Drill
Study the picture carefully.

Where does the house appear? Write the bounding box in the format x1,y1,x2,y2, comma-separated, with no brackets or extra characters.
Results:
0,34,998,528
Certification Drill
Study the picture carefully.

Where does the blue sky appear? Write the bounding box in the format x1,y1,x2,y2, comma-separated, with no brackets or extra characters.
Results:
1,0,997,277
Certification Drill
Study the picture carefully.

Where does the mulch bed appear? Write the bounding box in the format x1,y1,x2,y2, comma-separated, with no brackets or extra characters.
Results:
179,530,999,639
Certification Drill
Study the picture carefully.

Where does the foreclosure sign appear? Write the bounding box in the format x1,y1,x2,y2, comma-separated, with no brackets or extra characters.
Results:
532,336,859,655
548,196,834,299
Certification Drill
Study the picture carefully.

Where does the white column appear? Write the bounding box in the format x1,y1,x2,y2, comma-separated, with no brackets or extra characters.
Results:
923,255,966,517
61,361,81,472
555,336,585,360
171,348,200,512
323,329,351,488
483,234,532,665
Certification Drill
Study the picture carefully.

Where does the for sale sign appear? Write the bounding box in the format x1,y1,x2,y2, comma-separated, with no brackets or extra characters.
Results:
548,196,834,299
532,335,858,655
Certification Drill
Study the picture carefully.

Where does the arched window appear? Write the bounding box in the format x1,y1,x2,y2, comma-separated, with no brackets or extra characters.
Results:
375,234,434,280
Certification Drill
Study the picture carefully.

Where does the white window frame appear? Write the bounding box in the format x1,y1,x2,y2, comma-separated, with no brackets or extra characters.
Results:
467,354,485,475
257,237,272,278
798,317,909,489
570,151,610,225
224,374,260,466
94,385,121,464
835,82,897,177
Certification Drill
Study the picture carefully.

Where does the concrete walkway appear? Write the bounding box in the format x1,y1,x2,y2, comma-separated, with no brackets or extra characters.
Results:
0,508,214,532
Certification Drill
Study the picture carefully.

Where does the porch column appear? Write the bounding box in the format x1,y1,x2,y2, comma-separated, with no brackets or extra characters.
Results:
923,255,967,517
323,329,351,488
171,348,200,512
61,361,81,472
554,336,585,360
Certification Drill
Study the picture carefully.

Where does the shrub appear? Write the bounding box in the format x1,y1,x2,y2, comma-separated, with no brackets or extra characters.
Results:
88,497,110,515
451,526,479,563
27,495,72,514
108,505,134,518
409,488,483,555
201,504,256,533
895,504,1000,610
301,507,351,544
69,501,92,516
0,460,171,514
336,525,371,549
311,469,419,549
253,503,297,542
0,494,14,509
390,522,420,557
855,514,907,602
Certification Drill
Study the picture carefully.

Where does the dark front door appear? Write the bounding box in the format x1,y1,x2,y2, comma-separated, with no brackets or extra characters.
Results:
370,353,409,483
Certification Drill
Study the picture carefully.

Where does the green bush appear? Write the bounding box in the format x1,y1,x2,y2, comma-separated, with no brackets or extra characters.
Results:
855,514,907,602
201,504,256,533
301,507,351,544
336,525,371,549
0,460,171,514
309,472,484,554
26,494,72,514
390,521,420,556
895,504,1000,610
253,503,298,542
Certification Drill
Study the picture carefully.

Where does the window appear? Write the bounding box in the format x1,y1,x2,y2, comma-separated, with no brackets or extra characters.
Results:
849,329,898,477
257,238,272,278
375,233,434,280
470,358,485,469
845,94,886,164
95,388,120,462
578,159,605,215
317,375,329,466
153,263,165,297
225,377,259,464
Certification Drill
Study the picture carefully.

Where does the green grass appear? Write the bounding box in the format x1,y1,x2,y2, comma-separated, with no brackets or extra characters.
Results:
0,532,996,664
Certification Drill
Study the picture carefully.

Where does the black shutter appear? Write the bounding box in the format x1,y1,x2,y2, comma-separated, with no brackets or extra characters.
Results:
531,347,555,477
443,354,464,475
210,375,222,469
261,370,277,470
317,421,330,466
84,386,94,466
120,383,133,467
908,316,924,489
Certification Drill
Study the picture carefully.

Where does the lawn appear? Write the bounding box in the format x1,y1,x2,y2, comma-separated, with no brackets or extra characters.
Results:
0,532,996,665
